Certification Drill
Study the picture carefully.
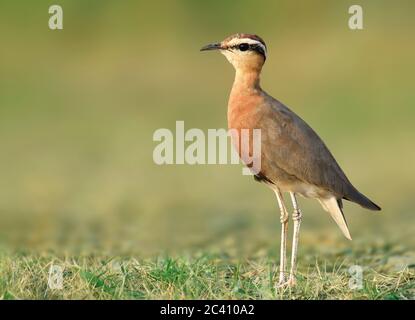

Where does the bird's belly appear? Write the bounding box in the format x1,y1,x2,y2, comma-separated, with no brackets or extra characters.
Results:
274,179,328,199
289,182,323,198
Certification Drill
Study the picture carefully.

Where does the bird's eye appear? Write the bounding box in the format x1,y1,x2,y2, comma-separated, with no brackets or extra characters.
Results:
238,43,249,51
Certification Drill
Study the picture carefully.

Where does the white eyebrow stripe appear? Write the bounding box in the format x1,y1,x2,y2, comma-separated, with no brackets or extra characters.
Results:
226,38,267,55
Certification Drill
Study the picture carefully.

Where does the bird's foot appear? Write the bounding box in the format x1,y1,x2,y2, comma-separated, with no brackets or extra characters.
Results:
276,276,296,289
277,279,285,288
276,272,286,287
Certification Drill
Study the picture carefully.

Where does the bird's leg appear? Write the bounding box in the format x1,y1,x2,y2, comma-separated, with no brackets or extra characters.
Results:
288,192,302,286
274,189,289,285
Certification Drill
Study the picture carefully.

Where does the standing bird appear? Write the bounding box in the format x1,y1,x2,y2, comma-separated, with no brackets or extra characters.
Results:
201,33,381,287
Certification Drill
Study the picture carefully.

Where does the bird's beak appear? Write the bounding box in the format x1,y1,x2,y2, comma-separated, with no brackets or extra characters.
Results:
200,42,222,51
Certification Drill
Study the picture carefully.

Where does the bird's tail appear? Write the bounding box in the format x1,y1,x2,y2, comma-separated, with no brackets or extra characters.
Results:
345,186,381,211
319,197,352,240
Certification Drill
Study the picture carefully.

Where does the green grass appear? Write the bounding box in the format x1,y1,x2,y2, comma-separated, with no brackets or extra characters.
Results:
1,243,414,300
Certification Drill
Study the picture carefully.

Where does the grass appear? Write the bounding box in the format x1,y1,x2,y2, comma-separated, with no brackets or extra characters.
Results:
1,243,414,300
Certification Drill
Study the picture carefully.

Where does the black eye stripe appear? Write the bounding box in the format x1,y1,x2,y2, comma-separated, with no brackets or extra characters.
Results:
228,43,266,59
252,44,266,58
230,43,264,51
230,43,250,50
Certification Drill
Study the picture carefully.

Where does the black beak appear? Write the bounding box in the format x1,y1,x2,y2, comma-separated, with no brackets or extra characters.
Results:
200,42,222,51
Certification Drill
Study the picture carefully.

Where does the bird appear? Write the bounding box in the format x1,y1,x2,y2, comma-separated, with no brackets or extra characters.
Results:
201,33,381,287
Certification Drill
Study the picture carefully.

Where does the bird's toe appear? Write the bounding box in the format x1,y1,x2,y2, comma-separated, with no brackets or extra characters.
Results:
276,277,297,289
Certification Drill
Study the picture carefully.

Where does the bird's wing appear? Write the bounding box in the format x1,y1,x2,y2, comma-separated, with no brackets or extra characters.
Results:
258,97,353,198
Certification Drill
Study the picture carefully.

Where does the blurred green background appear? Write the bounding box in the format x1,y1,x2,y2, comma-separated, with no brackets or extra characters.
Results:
0,0,414,256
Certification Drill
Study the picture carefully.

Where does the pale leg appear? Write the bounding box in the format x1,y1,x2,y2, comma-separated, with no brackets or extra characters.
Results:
288,192,302,286
274,189,289,285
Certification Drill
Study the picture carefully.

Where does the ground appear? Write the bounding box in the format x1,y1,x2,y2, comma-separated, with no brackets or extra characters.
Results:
1,242,414,300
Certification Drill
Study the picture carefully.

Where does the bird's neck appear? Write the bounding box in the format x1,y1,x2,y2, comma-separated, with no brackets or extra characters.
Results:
228,69,264,130
229,69,263,109
232,69,262,92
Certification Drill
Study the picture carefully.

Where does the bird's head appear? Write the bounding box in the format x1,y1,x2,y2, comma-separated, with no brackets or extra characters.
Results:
201,33,267,73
